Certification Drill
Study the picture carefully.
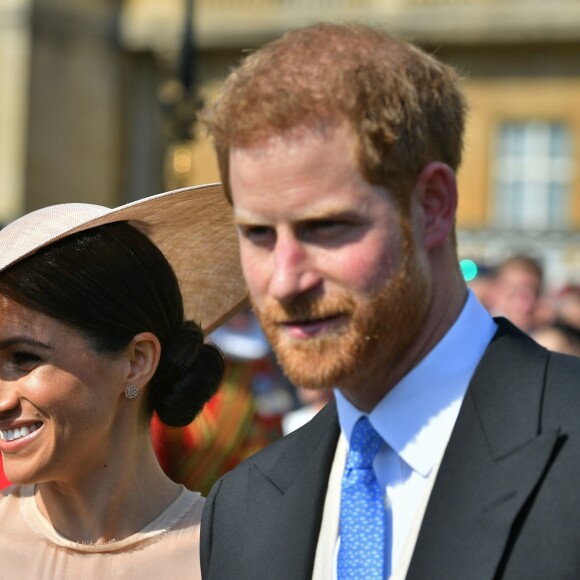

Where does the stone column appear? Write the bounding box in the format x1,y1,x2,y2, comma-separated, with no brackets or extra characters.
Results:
25,0,164,210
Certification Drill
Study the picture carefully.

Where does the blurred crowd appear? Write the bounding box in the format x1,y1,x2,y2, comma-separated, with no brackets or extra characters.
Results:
468,254,580,356
146,307,333,496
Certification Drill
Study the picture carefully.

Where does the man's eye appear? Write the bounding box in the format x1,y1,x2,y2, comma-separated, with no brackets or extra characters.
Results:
239,225,275,244
313,220,343,230
306,220,350,238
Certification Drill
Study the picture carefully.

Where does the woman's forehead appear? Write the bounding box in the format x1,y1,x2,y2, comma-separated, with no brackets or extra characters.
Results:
0,296,62,341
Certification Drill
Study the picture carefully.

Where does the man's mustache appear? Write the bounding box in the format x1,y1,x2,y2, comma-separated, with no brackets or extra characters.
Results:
255,294,356,324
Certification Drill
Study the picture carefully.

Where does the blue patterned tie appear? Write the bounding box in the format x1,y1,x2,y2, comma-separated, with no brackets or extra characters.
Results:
337,416,387,580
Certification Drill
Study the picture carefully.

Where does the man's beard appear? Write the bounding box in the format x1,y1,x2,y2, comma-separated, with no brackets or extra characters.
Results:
252,233,431,392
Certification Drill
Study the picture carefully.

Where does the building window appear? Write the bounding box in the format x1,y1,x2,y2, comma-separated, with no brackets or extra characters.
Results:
494,121,573,229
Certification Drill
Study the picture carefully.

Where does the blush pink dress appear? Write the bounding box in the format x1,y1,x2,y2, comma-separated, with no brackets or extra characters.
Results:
0,485,203,578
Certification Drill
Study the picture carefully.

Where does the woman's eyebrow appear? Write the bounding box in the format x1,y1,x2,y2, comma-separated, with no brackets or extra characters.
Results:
0,337,53,350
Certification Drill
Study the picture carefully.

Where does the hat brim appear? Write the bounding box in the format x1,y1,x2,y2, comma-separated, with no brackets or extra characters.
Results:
0,183,248,332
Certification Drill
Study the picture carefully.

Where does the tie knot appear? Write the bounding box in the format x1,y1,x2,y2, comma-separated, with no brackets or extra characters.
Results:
346,417,383,470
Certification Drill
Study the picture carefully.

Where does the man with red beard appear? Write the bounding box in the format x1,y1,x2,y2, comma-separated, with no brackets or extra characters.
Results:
200,24,580,580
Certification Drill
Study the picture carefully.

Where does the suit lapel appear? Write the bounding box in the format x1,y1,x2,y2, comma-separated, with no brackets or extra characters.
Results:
240,401,340,580
407,320,563,579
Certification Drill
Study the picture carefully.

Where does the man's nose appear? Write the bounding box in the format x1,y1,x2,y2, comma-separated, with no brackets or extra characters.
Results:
268,235,321,303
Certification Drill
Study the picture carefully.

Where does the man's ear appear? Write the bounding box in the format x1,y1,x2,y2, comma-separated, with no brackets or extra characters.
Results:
123,332,162,390
413,161,458,251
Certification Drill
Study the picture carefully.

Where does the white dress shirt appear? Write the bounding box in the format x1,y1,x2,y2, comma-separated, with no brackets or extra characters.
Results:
333,290,497,577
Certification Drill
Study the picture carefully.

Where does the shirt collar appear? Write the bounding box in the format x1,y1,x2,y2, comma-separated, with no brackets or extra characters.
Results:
335,289,497,477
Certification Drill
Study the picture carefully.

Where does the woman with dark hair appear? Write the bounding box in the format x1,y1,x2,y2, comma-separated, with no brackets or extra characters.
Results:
0,185,246,575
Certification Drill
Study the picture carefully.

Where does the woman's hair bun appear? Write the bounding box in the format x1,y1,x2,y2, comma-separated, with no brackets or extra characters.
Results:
148,321,224,427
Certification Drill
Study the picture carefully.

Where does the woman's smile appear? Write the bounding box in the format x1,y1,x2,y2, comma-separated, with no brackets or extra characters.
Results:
0,421,43,442
0,296,127,485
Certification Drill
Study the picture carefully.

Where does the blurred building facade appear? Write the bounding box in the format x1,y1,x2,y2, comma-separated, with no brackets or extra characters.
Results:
1,0,167,221
2,0,580,285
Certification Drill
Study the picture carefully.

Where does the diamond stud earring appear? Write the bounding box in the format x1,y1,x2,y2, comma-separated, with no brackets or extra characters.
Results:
125,384,140,399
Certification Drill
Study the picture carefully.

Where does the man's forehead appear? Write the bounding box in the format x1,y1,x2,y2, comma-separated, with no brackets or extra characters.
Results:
229,119,351,157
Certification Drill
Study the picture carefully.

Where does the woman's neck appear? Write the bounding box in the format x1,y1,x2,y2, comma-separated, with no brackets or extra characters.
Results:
34,437,181,544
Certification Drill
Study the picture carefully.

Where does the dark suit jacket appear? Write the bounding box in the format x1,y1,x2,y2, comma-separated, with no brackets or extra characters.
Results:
201,320,580,579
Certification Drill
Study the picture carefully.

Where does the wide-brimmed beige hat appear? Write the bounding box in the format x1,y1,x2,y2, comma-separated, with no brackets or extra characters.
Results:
0,183,248,332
